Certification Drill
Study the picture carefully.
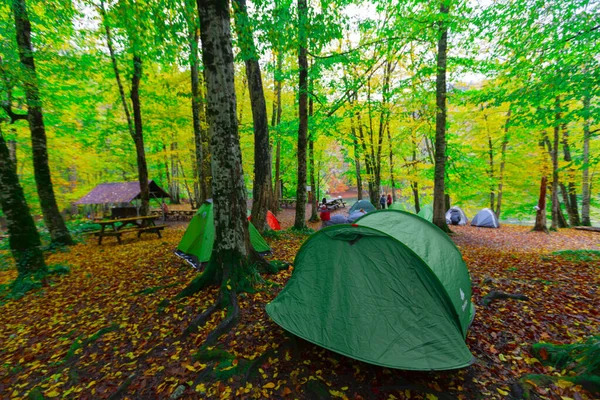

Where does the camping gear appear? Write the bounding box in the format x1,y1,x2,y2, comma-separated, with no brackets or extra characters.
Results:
266,210,475,371
348,199,375,213
471,208,499,228
176,200,271,268
324,214,347,226
347,210,366,223
417,203,433,222
445,206,468,226
247,210,281,230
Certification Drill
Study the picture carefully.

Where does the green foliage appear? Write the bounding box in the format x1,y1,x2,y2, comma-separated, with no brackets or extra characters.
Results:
552,250,600,263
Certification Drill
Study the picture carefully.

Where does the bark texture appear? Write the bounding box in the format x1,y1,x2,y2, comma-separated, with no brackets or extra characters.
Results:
495,108,511,217
233,0,273,232
561,124,580,226
186,0,207,204
581,94,591,226
294,0,308,229
130,54,150,217
271,52,283,212
432,1,451,232
550,98,560,230
11,0,73,246
0,130,46,275
533,176,548,233
198,0,251,262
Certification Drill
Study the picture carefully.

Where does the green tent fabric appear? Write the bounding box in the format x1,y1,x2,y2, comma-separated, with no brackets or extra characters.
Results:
176,200,270,267
388,202,408,212
266,218,475,371
348,199,376,213
356,210,475,335
417,203,433,221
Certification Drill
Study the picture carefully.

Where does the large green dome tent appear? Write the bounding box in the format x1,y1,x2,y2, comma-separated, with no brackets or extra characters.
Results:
175,200,271,268
388,202,409,212
266,211,475,371
417,203,433,221
348,199,376,213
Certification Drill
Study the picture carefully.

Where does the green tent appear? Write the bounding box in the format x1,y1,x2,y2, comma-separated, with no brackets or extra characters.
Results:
417,203,433,222
388,202,408,212
266,211,474,371
348,199,376,213
176,200,271,267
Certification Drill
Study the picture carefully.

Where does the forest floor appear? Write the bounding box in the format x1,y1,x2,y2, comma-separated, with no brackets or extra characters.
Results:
0,209,599,400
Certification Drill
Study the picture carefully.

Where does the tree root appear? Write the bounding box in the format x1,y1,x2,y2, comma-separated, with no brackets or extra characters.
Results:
107,373,136,400
482,290,530,307
204,290,239,346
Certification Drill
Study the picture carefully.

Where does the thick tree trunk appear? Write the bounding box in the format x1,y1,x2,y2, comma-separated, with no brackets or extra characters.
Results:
233,0,273,232
550,97,560,231
412,181,420,213
294,0,308,230
130,54,150,217
432,1,451,232
581,94,591,226
11,0,73,246
496,108,511,217
533,176,548,233
188,14,207,204
0,130,46,275
561,124,580,225
356,110,378,205
198,0,251,267
349,94,363,200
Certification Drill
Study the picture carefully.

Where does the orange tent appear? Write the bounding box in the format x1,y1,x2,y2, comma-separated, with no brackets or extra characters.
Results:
248,210,281,230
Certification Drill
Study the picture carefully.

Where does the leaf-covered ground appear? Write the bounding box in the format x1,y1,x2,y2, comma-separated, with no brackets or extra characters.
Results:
0,221,598,399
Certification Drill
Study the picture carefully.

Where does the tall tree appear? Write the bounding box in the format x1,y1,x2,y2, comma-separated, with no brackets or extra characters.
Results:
271,51,283,212
10,0,73,245
0,128,46,276
174,0,274,342
100,0,150,217
550,97,560,230
294,0,308,230
432,0,450,232
233,0,273,232
533,176,549,233
581,94,592,226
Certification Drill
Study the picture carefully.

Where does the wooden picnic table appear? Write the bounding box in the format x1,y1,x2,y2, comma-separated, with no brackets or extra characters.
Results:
325,198,347,210
92,215,165,245
279,198,296,208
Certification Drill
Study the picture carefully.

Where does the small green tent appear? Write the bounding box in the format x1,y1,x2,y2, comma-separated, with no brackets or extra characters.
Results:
348,199,376,213
417,203,433,222
176,200,271,268
388,202,408,212
266,210,474,371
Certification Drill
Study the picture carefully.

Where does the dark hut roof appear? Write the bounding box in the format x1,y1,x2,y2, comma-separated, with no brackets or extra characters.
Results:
75,180,169,205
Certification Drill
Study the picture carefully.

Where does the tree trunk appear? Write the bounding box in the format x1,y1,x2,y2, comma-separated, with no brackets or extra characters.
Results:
308,82,318,222
387,123,396,202
198,0,251,269
533,176,548,233
170,142,181,203
271,51,283,213
0,130,46,275
495,108,511,217
581,94,591,226
130,54,150,217
294,0,308,230
550,97,560,231
432,1,451,232
561,123,580,225
348,93,363,200
411,126,420,213
233,0,273,232
8,139,17,165
11,0,73,246
356,109,378,205
187,9,207,204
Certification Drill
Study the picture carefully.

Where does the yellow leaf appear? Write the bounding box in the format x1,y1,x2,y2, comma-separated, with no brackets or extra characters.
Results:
425,394,438,400
341,386,348,390
45,389,60,398
560,397,574,400
524,379,538,388
525,357,541,365
263,382,275,389
86,381,96,388
499,354,507,362
556,380,573,389
497,388,509,396
195,383,206,393
184,364,196,372
227,284,232,290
